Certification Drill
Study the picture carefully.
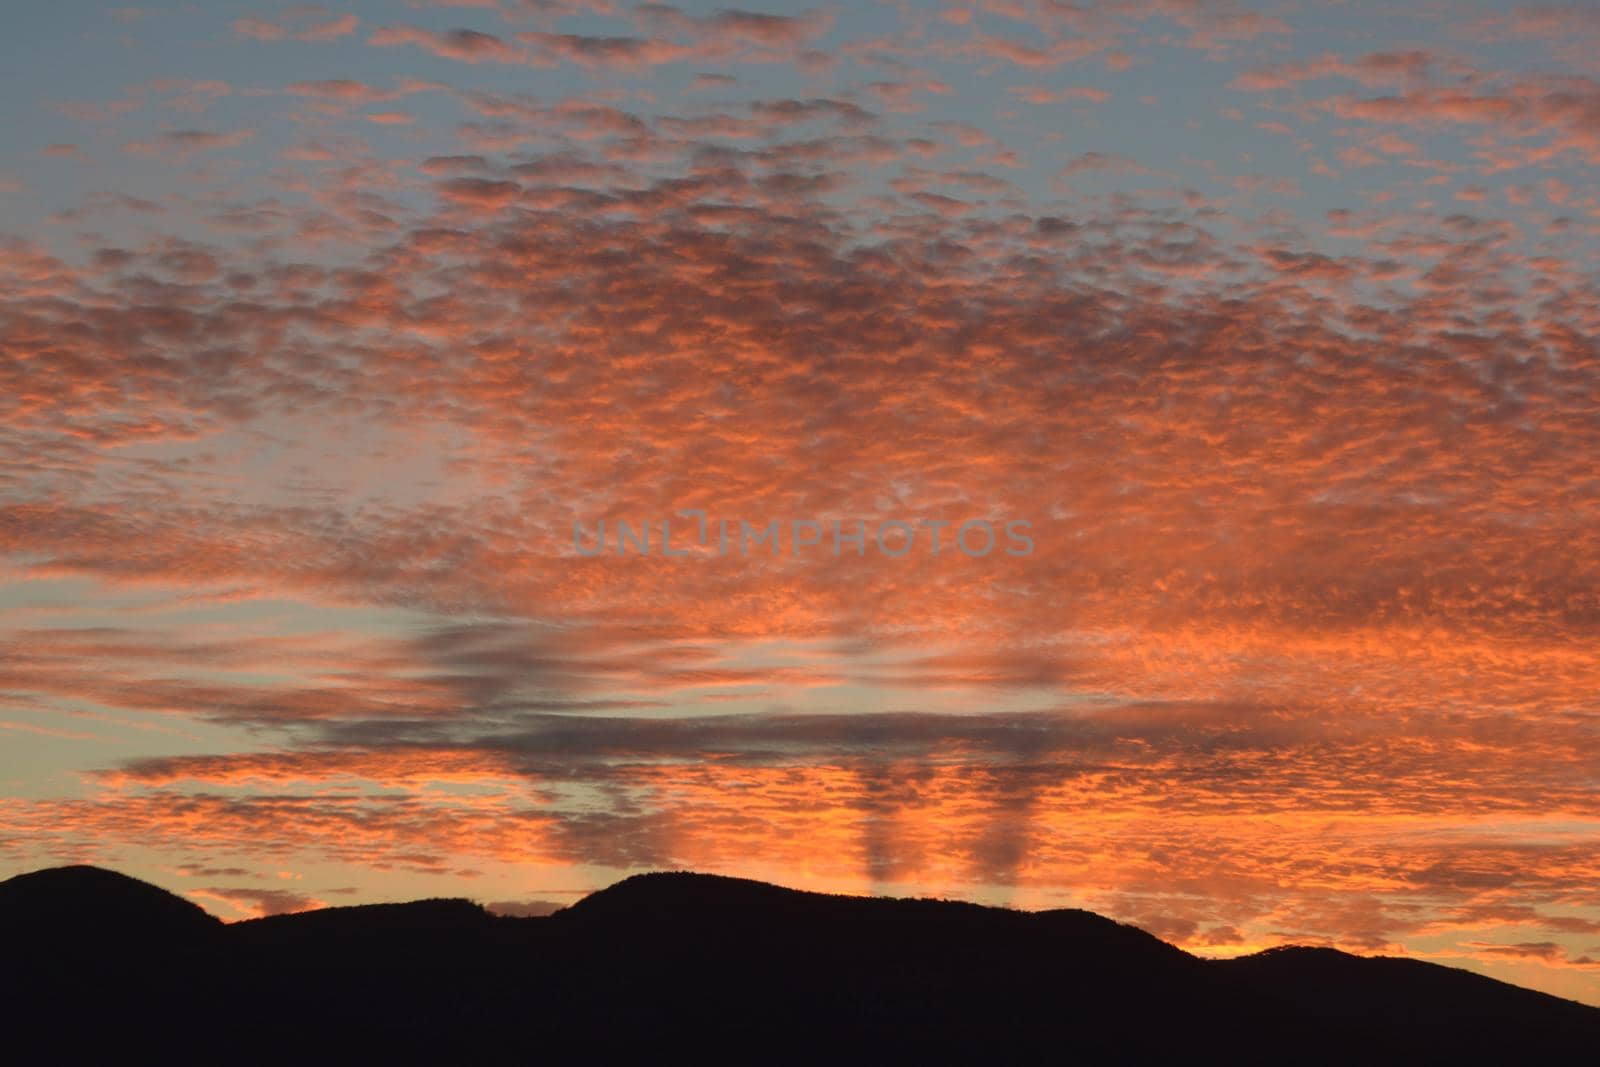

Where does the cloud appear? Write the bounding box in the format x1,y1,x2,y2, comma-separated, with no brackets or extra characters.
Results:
234,9,357,43
192,886,325,919
689,72,738,91
284,79,439,107
1231,50,1444,92
1326,76,1600,165
5,0,1600,1009
633,5,831,48
369,7,829,71
518,31,694,68
122,128,255,156
1009,86,1111,105
368,26,527,64
6,703,1597,969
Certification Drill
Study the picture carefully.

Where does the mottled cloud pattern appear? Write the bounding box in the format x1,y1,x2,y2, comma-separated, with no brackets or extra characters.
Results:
2,0,1598,1005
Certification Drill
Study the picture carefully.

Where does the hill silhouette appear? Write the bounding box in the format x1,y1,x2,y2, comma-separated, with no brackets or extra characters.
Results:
0,865,221,950
3,865,1596,1062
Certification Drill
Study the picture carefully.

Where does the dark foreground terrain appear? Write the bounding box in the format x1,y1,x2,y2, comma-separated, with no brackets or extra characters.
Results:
3,865,1597,1062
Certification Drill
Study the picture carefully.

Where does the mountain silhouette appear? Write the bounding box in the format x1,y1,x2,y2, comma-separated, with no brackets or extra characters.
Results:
3,865,1596,1062
0,864,221,949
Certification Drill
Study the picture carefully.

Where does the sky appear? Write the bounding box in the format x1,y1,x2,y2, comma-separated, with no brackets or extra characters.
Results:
1,0,1599,1005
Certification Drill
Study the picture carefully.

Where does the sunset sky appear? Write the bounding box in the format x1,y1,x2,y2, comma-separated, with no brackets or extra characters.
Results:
2,0,1599,1004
